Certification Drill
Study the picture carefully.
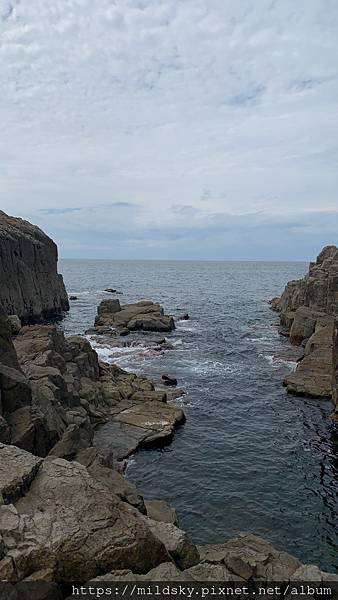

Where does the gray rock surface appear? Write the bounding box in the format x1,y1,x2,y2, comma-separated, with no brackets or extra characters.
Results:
145,499,179,525
272,246,338,400
95,299,175,333
0,455,168,582
0,211,69,322
0,443,42,504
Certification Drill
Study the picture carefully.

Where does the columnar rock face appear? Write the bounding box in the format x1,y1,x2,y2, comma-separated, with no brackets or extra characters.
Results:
272,246,338,401
0,211,69,322
332,319,338,418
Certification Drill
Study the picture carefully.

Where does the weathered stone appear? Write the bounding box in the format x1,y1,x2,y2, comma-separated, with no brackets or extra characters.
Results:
145,500,179,525
272,246,338,404
0,457,168,582
161,374,178,387
0,443,42,504
75,447,146,513
142,517,200,570
0,211,69,322
284,320,334,398
95,300,175,333
198,534,300,581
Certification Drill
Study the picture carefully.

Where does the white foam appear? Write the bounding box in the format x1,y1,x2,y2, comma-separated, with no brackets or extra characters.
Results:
263,354,297,371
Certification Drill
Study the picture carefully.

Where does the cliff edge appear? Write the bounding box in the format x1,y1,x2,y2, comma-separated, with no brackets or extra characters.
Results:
0,211,69,322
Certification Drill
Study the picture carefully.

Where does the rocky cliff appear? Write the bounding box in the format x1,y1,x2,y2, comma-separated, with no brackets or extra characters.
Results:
272,246,338,413
0,211,69,322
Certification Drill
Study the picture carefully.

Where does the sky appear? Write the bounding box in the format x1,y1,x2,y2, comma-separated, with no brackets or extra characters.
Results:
1,0,338,260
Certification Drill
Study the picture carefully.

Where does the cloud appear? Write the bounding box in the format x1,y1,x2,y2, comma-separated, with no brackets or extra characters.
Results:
1,0,338,258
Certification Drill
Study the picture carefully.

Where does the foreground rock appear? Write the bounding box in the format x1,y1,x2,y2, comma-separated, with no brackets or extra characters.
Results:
272,246,338,403
95,299,175,333
0,447,168,582
0,312,185,462
0,211,69,322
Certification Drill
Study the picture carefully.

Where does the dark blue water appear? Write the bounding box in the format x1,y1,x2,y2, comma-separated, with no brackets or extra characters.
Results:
59,259,338,573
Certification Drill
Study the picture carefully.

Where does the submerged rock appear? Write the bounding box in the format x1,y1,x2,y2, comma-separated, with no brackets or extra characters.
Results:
0,211,69,322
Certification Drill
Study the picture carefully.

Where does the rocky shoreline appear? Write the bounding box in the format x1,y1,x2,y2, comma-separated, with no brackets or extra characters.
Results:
0,213,337,595
270,245,338,418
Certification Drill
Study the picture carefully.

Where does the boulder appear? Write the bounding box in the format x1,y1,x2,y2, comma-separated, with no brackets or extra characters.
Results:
95,300,175,333
0,211,69,322
197,533,301,581
0,443,42,504
142,517,200,569
145,499,179,525
0,456,169,582
161,374,178,387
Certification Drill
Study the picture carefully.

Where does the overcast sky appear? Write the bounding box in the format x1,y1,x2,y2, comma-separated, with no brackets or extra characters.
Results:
1,0,338,260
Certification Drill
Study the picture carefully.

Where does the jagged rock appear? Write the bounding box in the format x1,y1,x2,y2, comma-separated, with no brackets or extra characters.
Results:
6,315,21,335
197,534,301,581
284,319,334,397
0,456,168,582
161,374,178,386
75,447,146,513
142,517,200,570
291,564,338,581
145,500,179,525
0,211,69,322
69,296,78,301
332,319,338,419
184,562,241,581
289,306,326,345
95,300,175,333
0,443,42,504
48,423,93,460
272,246,338,403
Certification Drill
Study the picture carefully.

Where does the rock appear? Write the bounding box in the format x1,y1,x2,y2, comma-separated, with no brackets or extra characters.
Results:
75,447,146,513
291,564,338,581
48,423,93,460
0,443,42,504
289,307,325,345
177,313,190,321
119,328,130,336
0,456,169,582
145,499,179,525
184,562,240,581
6,315,22,335
95,300,175,333
161,374,178,387
273,246,338,404
0,211,69,322
142,516,200,570
284,319,334,398
332,319,338,419
0,363,32,414
105,288,117,293
69,296,78,301
197,533,301,581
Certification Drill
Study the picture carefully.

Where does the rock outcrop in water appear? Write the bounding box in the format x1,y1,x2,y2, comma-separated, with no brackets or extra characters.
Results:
95,299,175,333
0,211,69,322
271,246,338,411
0,316,185,460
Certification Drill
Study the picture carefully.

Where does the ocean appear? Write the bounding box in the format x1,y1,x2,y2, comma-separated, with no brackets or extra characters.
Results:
59,259,338,572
